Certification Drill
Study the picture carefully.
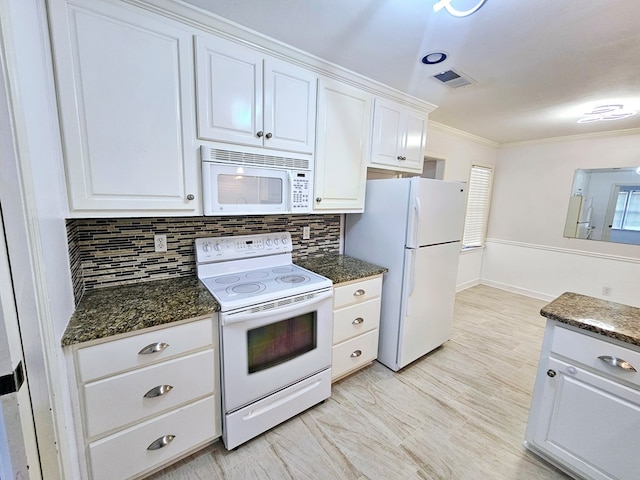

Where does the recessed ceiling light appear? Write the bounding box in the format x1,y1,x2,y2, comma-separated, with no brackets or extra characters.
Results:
421,52,448,65
433,0,487,18
578,104,638,123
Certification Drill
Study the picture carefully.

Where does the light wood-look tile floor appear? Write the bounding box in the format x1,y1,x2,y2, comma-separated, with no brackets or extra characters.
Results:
149,285,570,479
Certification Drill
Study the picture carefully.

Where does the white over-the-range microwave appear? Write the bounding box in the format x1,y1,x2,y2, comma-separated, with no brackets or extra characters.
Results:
201,145,313,215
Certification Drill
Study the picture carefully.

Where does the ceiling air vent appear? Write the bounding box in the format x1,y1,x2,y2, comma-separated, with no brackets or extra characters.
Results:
432,69,473,89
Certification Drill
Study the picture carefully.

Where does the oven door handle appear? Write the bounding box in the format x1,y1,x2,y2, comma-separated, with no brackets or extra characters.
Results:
222,289,333,324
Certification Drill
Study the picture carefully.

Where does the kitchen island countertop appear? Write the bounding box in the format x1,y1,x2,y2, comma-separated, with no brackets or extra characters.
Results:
296,254,387,284
541,292,640,347
61,276,219,346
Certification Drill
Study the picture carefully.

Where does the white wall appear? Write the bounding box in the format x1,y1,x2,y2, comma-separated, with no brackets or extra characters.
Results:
483,130,640,306
425,122,499,289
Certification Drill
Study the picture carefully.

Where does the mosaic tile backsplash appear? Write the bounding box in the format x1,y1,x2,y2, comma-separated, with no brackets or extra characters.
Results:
67,215,341,305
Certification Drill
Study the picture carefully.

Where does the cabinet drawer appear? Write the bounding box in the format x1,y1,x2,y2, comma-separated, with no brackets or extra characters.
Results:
333,276,382,309
88,396,216,480
76,318,213,382
551,326,640,389
333,298,380,344
83,350,215,439
332,330,379,381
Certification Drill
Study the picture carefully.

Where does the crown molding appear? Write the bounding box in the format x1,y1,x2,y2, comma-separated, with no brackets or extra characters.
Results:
427,121,499,148
500,126,640,148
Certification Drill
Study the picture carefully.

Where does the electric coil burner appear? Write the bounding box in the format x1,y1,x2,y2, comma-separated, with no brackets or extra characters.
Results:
195,232,333,449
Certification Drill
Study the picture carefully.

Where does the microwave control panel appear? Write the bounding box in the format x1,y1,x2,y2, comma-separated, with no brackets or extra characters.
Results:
291,172,311,212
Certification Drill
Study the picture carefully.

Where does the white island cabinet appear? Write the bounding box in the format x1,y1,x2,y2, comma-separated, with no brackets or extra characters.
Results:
525,320,640,480
48,0,199,216
195,33,317,155
67,316,220,480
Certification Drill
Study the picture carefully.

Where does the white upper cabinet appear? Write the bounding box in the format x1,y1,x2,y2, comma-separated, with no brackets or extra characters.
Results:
195,34,317,155
49,0,199,216
370,98,429,173
314,78,372,212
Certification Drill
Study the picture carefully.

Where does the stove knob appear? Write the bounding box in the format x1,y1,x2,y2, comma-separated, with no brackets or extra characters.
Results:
213,242,221,251
266,239,272,246
274,238,279,245
281,235,288,244
201,241,212,252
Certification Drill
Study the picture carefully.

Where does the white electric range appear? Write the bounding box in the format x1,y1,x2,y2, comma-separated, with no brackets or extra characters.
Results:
195,232,333,449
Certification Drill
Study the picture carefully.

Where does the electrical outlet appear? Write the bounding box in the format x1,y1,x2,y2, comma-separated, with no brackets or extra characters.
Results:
302,226,311,240
602,286,612,296
154,234,167,253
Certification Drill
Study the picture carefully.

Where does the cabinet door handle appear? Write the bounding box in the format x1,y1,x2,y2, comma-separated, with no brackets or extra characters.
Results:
147,434,175,451
143,384,173,398
598,355,638,372
350,350,362,358
256,131,264,138
138,342,169,355
353,289,365,297
352,317,364,325
186,194,195,201
265,132,273,139
315,197,322,203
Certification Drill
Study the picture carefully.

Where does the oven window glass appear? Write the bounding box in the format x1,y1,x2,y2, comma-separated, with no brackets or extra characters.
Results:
247,312,317,374
218,174,283,205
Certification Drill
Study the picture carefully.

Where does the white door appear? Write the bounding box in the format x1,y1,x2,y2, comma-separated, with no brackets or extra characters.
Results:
195,34,263,147
403,108,428,171
533,357,640,480
314,77,372,211
263,57,317,154
370,97,403,168
397,241,460,369
407,178,466,247
50,0,199,214
0,211,41,480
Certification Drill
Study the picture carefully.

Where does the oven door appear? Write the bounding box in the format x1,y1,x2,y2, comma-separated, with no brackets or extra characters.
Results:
202,162,289,215
220,288,333,412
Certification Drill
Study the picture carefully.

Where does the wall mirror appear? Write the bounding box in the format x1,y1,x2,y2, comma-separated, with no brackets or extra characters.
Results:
564,167,640,245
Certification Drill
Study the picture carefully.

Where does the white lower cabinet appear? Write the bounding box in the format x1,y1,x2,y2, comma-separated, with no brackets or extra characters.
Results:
331,275,382,381
69,316,220,480
526,321,640,480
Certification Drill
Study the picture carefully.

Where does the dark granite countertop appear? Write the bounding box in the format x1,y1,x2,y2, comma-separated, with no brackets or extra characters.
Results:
62,276,219,346
296,254,387,284
541,292,640,347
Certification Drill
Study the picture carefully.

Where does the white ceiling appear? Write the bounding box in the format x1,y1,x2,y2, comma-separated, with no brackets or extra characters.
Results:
180,0,640,144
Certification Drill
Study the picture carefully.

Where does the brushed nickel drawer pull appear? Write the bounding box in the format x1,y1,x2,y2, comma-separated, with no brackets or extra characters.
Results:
143,384,173,398
353,289,365,297
352,317,364,325
598,355,638,372
138,342,169,355
350,350,362,358
147,434,175,451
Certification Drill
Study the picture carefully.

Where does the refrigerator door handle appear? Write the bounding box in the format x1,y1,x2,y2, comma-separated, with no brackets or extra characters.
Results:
407,248,417,299
410,197,421,248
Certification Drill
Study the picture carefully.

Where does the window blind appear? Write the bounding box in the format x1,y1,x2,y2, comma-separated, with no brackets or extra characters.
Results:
462,165,494,248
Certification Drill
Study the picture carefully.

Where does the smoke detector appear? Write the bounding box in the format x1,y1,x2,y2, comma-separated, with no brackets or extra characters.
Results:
432,69,474,89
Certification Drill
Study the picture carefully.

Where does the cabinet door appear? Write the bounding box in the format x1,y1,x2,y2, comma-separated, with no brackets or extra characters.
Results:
533,357,640,480
263,57,317,154
314,78,371,212
403,108,428,171
49,0,198,215
370,98,403,168
195,34,263,147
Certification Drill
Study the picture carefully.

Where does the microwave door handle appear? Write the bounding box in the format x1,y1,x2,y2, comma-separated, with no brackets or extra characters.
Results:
222,289,333,324
287,171,294,211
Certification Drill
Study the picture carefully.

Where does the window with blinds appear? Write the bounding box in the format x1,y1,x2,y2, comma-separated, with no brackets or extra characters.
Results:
462,165,494,248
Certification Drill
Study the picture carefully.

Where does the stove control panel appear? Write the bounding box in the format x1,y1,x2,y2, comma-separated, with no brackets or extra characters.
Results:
195,232,292,263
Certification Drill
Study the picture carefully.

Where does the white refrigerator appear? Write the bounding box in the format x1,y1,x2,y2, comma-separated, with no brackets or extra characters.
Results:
345,177,466,371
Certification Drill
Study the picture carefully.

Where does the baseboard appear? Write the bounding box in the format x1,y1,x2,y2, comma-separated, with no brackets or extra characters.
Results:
456,279,480,292
479,279,555,302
